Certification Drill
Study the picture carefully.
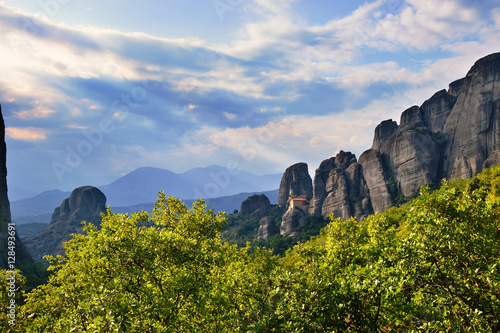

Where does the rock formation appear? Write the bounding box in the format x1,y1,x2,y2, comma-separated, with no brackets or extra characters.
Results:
240,53,500,239
359,53,500,215
374,106,443,197
420,89,456,133
240,194,271,218
25,186,107,261
372,119,398,151
257,216,277,240
278,162,313,207
0,105,34,269
310,151,372,219
443,53,500,179
278,52,500,237
280,206,307,238
358,149,394,213
309,158,333,217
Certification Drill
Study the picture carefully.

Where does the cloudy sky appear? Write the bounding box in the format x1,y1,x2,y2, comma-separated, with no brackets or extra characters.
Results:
0,0,499,197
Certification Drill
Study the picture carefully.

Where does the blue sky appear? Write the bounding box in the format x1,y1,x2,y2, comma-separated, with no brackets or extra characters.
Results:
0,0,499,196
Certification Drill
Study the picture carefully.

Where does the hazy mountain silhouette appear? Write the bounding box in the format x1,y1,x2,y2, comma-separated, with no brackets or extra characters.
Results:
11,165,281,223
11,190,70,219
100,165,281,207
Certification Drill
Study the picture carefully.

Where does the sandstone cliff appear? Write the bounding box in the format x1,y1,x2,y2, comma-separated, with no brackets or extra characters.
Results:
240,194,271,219
359,53,500,215
310,151,372,219
257,216,278,240
280,206,307,238
358,149,394,213
373,105,444,198
25,186,107,261
278,163,313,207
443,53,500,179
276,52,500,237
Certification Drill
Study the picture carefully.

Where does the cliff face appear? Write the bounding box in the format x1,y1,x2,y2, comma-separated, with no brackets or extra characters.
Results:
278,162,313,207
240,194,271,218
443,53,500,179
280,207,307,238
360,53,500,212
25,186,106,261
277,52,500,236
257,216,277,240
0,105,34,268
310,151,371,219
358,149,394,213
374,105,443,198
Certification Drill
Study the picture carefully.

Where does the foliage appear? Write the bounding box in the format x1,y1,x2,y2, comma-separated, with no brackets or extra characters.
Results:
222,205,286,252
21,193,262,332
9,166,500,331
254,233,298,256
269,165,500,332
0,269,25,332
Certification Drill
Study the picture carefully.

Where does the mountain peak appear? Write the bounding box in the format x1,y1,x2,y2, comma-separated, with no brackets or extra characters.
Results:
471,52,500,71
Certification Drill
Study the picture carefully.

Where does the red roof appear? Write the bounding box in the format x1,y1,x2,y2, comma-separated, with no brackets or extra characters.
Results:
292,198,309,202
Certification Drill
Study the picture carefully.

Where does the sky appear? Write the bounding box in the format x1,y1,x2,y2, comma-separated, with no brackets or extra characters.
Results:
0,0,499,197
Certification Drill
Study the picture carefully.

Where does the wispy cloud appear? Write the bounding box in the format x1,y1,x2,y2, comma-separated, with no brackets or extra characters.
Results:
0,0,498,192
6,127,48,141
13,106,56,119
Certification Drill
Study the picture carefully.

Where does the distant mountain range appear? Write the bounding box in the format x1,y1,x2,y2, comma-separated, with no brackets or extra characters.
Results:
11,165,281,224
110,189,279,217
99,165,281,206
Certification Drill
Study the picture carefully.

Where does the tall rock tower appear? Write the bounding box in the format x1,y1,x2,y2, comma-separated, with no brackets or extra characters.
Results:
443,53,500,179
278,162,313,207
0,104,34,269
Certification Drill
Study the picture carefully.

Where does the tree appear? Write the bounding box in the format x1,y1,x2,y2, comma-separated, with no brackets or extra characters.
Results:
269,166,500,332
22,193,232,331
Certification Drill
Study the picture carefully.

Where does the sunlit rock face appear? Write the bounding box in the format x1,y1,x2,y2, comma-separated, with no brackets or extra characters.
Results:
280,206,307,238
442,53,500,179
25,186,106,261
278,162,313,207
240,194,271,218
309,53,500,222
358,149,394,214
309,151,372,219
257,216,277,240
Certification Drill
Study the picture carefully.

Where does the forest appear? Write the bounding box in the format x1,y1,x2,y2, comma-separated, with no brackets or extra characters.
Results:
2,165,500,332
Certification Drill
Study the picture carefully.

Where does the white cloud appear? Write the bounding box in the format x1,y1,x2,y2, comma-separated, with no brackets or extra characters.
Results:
255,0,296,12
493,8,500,29
13,106,56,119
174,96,409,175
6,127,48,141
2,0,500,190
327,61,412,87
223,112,237,120
172,59,269,98
376,0,481,50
